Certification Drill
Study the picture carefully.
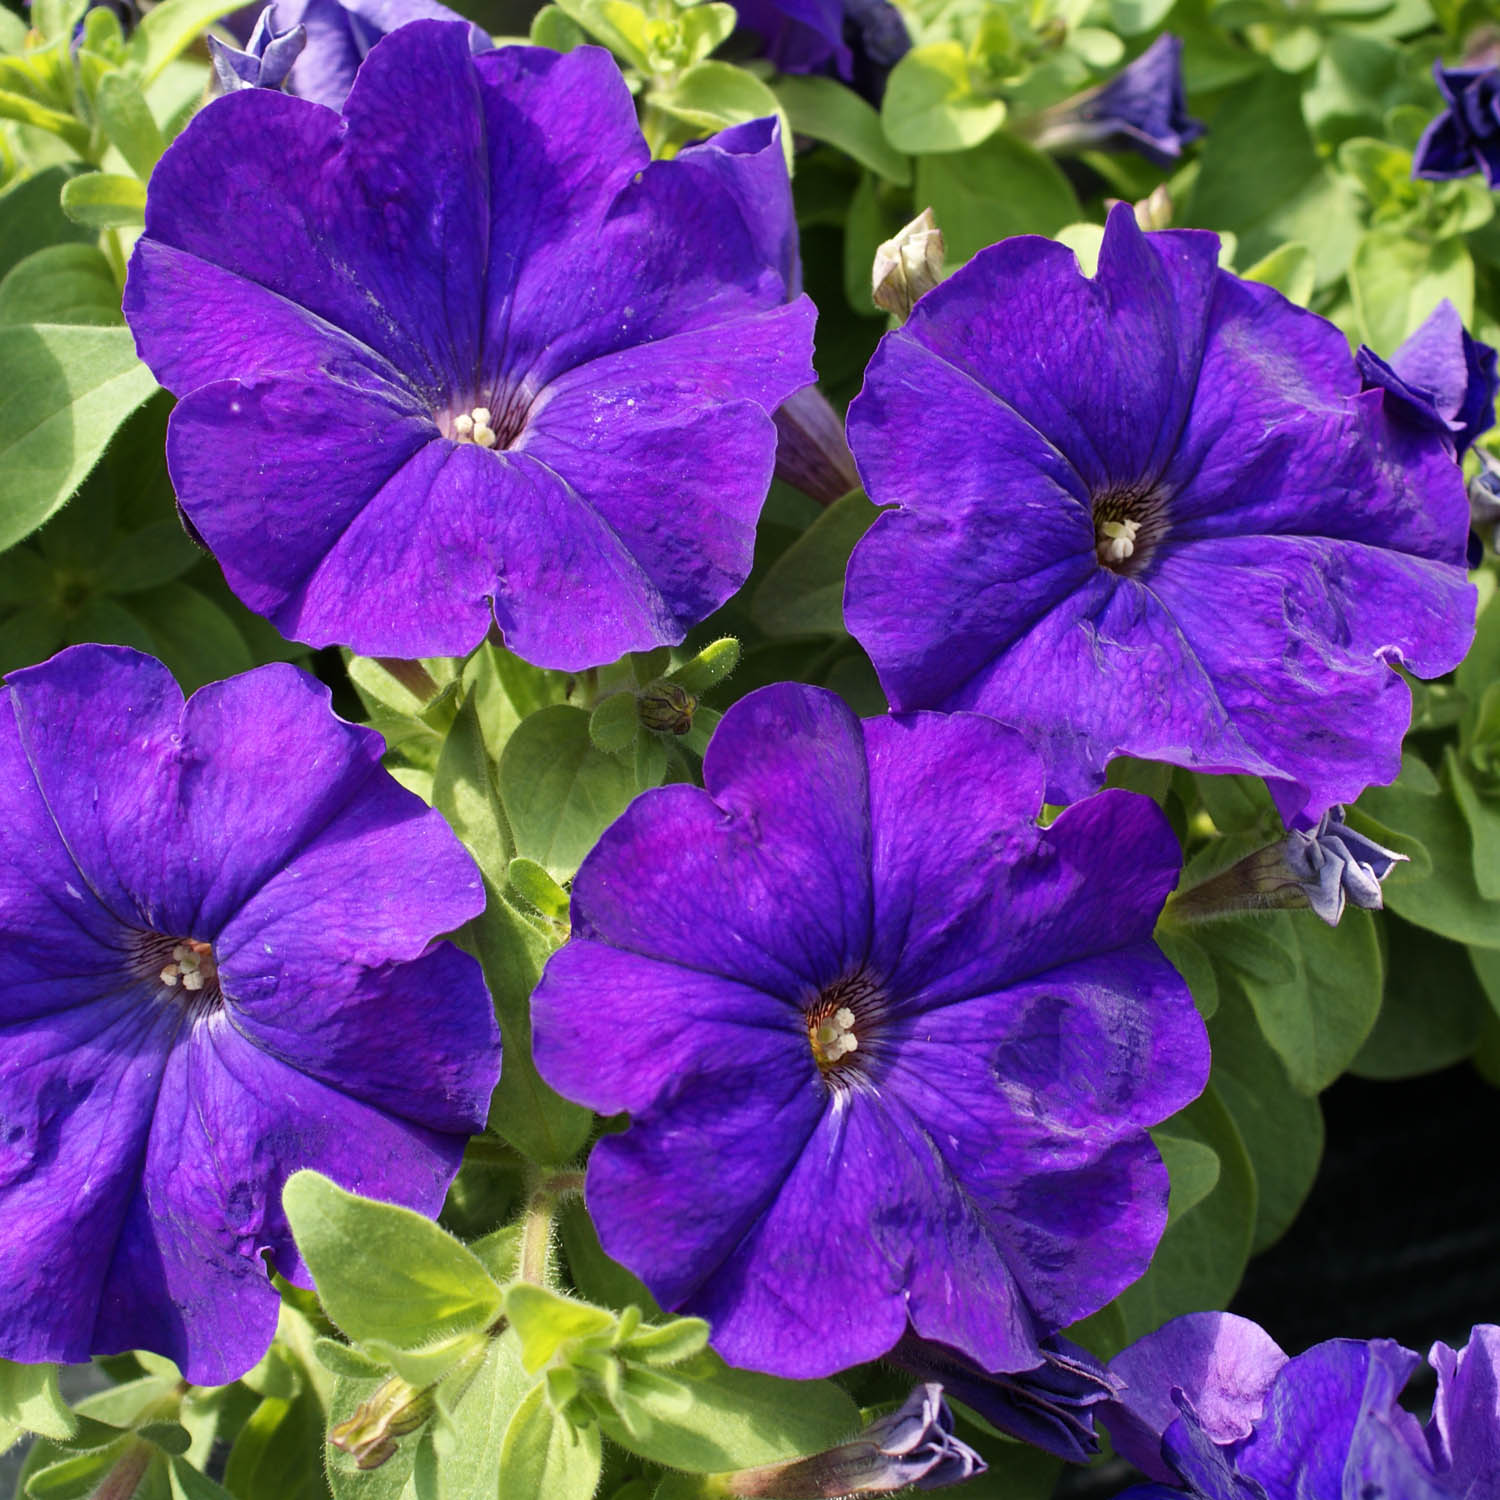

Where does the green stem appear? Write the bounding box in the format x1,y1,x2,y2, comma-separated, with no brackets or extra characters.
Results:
519,1171,586,1286
91,1441,153,1500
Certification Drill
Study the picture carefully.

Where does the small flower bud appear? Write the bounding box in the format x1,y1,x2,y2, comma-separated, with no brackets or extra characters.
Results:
872,209,945,322
330,1374,436,1470
207,5,306,93
773,386,861,505
1132,183,1173,231
1168,806,1405,928
722,1384,985,1496
639,681,697,736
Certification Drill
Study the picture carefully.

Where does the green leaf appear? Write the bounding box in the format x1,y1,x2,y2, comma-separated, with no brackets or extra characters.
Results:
281,1171,503,1358
0,244,122,327
880,43,1006,154
1114,1087,1256,1339
1152,1130,1220,1227
915,132,1080,265
463,880,593,1165
432,693,511,888
589,690,640,756
128,0,259,82
0,1362,76,1446
1185,68,1360,286
166,1456,238,1500
498,1385,601,1500
0,324,157,552
499,704,639,880
530,5,589,50
421,1331,533,1500
1353,915,1486,1077
125,582,255,693
507,856,570,925
1349,229,1473,352
95,71,166,178
0,167,95,280
504,1285,617,1373
751,490,880,638
653,62,794,171
1110,0,1178,32
59,172,147,230
772,74,909,185
1241,242,1316,306
0,87,90,153
596,1351,860,1471
1357,751,1500,947
1208,982,1324,1252
222,1392,328,1500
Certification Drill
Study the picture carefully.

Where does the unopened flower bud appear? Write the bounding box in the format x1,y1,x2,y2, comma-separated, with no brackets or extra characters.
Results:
207,4,306,93
1169,806,1405,928
1132,183,1173,231
639,681,697,736
773,386,861,505
723,1384,985,1496
330,1374,436,1470
872,209,945,322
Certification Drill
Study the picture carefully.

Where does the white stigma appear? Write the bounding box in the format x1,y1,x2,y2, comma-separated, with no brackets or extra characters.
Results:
814,1006,860,1063
1098,518,1141,563
452,407,498,449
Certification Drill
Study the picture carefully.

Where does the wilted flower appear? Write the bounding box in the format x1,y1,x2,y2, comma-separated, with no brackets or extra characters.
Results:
125,25,815,669
208,5,306,92
845,203,1475,820
1357,299,1498,459
872,207,945,321
1027,35,1204,169
1413,60,1500,186
724,1384,985,1496
893,1333,1116,1464
0,646,499,1383
1100,1312,1500,1498
532,682,1208,1379
733,0,910,103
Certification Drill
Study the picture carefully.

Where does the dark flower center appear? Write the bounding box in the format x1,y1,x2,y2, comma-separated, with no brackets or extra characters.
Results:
134,933,223,1014
1092,484,1167,575
804,970,885,1083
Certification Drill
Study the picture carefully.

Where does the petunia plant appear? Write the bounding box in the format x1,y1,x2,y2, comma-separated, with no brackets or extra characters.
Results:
2,0,1500,1495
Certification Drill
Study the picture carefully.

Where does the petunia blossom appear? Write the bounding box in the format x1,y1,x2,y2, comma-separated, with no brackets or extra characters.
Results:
733,0,910,103
124,23,816,669
1413,60,1500,187
844,203,1475,819
1100,1312,1500,1499
531,681,1209,1380
0,645,499,1384
1356,298,1497,460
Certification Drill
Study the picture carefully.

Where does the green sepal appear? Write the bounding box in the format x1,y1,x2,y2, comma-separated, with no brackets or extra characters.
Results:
665,636,740,695
507,856,571,926
503,1284,616,1374
60,172,147,229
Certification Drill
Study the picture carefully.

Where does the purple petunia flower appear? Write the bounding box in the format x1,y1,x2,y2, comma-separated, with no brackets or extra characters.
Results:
0,645,499,1384
1027,35,1204,169
531,681,1209,1380
733,0,910,103
123,23,816,669
1414,60,1500,187
844,203,1475,820
1357,299,1498,460
1100,1312,1500,1499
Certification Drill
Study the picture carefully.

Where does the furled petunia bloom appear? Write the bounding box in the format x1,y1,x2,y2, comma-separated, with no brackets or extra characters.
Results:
1100,1312,1500,1499
1026,35,1204,169
0,645,499,1384
733,0,910,103
208,5,307,93
124,23,816,669
1357,299,1498,460
1414,60,1500,187
236,0,491,108
844,203,1475,820
893,1332,1117,1464
531,681,1209,1379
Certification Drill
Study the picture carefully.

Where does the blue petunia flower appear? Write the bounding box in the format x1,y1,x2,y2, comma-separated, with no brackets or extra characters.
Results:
732,0,910,103
531,681,1208,1380
1100,1313,1500,1499
1357,299,1498,459
844,203,1475,821
1028,35,1204,169
1414,60,1500,187
0,646,499,1384
123,24,815,668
